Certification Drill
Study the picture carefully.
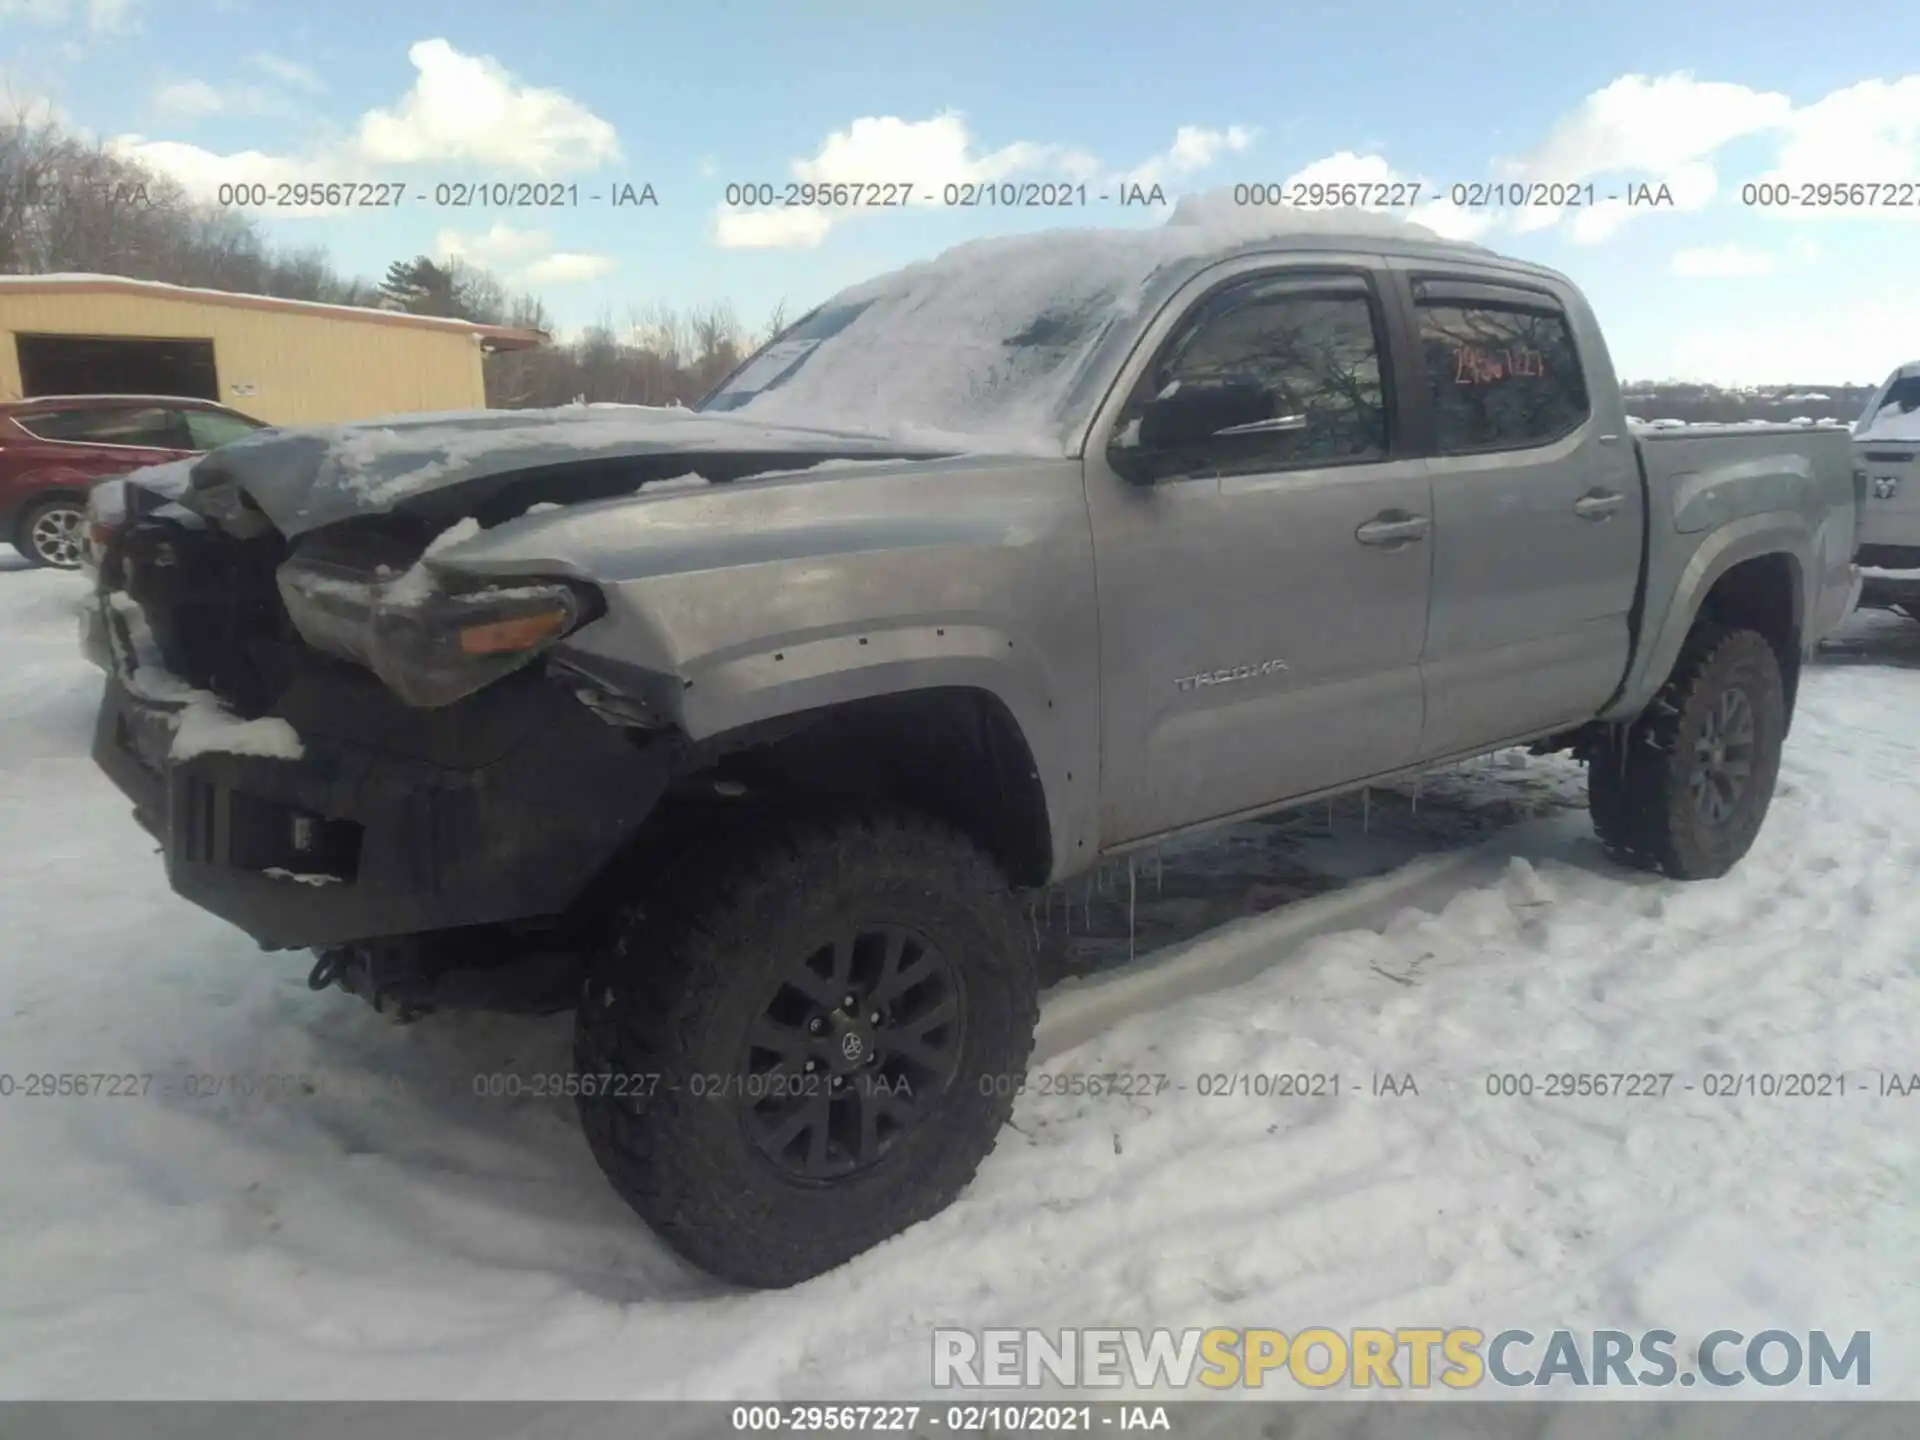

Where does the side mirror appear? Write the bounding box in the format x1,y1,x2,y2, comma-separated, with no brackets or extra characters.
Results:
1107,377,1304,483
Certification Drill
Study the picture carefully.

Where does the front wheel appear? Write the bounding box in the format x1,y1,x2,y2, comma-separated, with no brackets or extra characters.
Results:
1588,623,1786,879
17,495,87,569
575,810,1037,1288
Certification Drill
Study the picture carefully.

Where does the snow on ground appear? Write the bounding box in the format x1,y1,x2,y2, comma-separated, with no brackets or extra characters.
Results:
5,555,1920,1402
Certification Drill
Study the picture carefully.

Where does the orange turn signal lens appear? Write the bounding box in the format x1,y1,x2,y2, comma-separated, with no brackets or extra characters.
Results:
457,608,571,656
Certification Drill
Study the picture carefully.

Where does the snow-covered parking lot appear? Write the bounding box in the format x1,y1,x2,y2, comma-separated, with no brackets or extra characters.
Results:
4,555,1920,1401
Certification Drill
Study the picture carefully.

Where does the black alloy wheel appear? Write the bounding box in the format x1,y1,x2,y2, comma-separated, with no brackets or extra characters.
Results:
741,925,963,1180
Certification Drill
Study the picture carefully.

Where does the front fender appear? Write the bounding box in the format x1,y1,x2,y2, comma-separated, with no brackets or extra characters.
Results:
568,615,1095,883
451,455,1106,881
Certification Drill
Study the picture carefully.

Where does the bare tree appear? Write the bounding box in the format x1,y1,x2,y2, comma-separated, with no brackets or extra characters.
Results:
0,107,835,417
760,298,790,346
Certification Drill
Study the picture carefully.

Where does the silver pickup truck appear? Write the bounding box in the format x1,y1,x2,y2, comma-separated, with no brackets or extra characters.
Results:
88,217,1859,1288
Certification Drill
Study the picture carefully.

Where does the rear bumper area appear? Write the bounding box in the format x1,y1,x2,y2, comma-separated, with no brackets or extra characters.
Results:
92,666,678,951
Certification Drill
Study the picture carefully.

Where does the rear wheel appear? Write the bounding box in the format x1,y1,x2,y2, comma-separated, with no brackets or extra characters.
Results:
575,809,1037,1288
16,495,87,569
1588,623,1785,879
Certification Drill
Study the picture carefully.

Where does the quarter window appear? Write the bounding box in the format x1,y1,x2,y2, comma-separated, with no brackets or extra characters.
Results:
1122,278,1390,475
181,409,263,450
1416,299,1589,452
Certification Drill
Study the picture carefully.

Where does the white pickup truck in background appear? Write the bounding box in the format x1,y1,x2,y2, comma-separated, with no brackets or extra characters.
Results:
1854,361,1920,561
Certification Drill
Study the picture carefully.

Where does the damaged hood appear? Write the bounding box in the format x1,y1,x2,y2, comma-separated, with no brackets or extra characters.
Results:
174,405,951,538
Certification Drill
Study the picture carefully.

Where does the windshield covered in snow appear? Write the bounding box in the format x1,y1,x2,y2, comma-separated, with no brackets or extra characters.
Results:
697,249,1133,453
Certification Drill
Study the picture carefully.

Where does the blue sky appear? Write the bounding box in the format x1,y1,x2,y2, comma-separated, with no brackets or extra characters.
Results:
3,0,1918,385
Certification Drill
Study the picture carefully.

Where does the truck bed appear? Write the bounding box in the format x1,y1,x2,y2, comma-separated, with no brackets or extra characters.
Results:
1601,420,1860,722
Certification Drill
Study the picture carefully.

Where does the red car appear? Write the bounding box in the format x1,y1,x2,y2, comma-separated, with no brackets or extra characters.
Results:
0,394,267,568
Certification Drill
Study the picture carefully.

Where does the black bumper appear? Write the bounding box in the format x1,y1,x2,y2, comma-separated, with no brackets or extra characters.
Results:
92,660,677,951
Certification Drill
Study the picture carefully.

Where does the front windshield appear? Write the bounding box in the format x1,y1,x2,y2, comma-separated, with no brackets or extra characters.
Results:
697,235,1142,451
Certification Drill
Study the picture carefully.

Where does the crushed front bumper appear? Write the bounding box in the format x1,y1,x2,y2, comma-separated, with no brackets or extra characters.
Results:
91,638,678,951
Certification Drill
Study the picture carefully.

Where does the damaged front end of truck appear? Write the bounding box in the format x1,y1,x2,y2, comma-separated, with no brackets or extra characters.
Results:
88,408,949,1017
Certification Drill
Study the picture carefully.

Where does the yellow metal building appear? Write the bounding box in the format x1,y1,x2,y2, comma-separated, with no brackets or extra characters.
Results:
0,274,546,425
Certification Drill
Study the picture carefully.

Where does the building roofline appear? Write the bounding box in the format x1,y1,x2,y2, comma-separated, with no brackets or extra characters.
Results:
0,273,549,350
2,392,255,410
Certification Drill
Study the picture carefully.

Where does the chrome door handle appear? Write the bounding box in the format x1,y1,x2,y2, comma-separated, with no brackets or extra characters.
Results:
1355,512,1431,547
1574,489,1625,521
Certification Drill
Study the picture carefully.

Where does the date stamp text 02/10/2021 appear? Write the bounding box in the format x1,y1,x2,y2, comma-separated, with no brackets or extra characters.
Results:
9,1069,1920,1102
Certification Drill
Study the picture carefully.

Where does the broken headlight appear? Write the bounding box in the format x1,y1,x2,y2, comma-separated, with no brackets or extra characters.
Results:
277,553,602,708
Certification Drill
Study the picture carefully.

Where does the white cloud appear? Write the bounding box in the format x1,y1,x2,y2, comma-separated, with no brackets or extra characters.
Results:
353,38,620,173
1563,158,1720,244
113,40,620,217
1120,124,1256,186
1772,77,1920,182
0,85,68,126
713,206,835,250
1495,73,1797,241
153,79,225,117
435,223,614,288
434,221,553,268
248,52,325,94
1565,199,1631,244
717,115,1254,250
1670,243,1777,277
151,74,304,121
520,251,615,285
1413,201,1498,243
1268,150,1496,242
1659,281,1920,385
713,111,1100,250
107,136,306,197
1507,73,1792,182
1752,76,1920,218
0,0,134,30
793,112,1099,190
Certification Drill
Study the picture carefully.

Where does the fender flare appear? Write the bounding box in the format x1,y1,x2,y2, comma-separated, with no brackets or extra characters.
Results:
667,619,1090,881
1603,514,1808,722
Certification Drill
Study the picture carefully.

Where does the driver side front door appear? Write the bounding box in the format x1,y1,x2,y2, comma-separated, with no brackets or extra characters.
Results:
1084,261,1434,846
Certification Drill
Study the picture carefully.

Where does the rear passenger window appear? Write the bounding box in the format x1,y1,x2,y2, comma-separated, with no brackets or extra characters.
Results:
1416,299,1588,453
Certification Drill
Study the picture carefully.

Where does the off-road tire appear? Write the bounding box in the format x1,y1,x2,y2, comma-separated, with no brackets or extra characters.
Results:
574,809,1037,1288
16,495,87,569
1588,623,1785,879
